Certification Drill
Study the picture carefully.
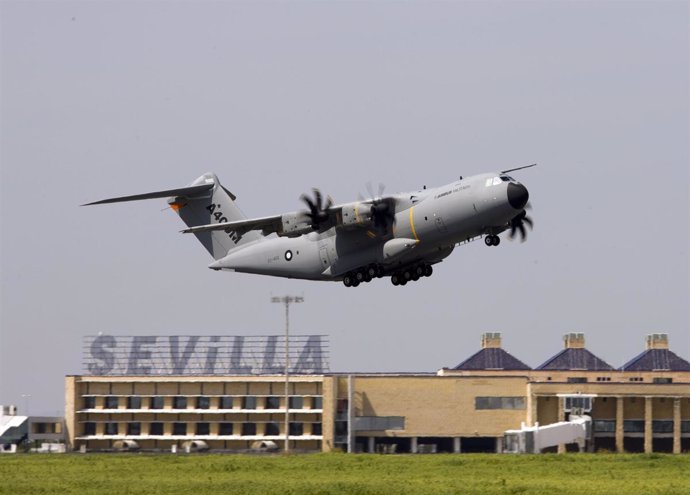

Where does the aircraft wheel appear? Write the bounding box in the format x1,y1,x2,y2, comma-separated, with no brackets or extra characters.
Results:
414,265,424,277
485,236,494,246
403,270,412,281
377,266,385,278
343,275,352,287
391,275,399,286
351,279,360,288
411,272,420,282
366,265,377,278
493,235,501,246
424,265,433,277
363,272,372,283
356,270,365,282
399,278,407,286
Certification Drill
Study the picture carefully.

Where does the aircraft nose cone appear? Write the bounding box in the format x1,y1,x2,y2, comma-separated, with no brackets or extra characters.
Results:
507,183,529,210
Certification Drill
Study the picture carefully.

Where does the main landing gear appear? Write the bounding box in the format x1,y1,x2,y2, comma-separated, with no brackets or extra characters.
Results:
341,263,434,287
342,264,385,288
484,235,500,247
390,263,433,286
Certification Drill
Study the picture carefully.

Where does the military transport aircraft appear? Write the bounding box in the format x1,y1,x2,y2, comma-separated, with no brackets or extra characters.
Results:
84,165,535,287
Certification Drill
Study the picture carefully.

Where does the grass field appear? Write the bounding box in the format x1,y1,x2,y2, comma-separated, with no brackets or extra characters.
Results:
1,453,689,495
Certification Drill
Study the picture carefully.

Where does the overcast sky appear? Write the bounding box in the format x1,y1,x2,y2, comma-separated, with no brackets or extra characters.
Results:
1,1,688,416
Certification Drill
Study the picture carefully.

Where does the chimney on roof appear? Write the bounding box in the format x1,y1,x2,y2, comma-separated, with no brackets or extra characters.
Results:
481,332,502,349
564,332,585,349
646,333,669,350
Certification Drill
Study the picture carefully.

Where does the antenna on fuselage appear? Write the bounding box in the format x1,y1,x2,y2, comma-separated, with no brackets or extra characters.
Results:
500,163,537,174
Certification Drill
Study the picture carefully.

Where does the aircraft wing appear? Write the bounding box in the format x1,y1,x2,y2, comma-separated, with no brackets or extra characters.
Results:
181,203,347,237
181,197,392,238
181,214,285,237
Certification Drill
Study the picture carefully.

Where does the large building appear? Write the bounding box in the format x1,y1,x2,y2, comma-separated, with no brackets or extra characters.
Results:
65,333,690,453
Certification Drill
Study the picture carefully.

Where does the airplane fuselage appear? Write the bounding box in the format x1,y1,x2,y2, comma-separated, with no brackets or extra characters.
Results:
209,172,528,283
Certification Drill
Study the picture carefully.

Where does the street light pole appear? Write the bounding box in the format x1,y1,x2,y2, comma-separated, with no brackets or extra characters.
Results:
271,295,304,454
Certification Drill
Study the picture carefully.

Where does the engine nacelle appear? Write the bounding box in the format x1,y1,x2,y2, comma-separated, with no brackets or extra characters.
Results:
340,202,372,228
280,212,313,237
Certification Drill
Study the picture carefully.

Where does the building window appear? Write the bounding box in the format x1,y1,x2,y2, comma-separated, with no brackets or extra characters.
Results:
289,422,303,436
629,377,643,382
265,396,281,409
241,423,256,436
173,396,187,409
127,396,142,409
242,396,257,410
196,396,210,409
196,423,210,435
593,420,615,433
219,423,233,435
149,422,164,435
596,377,611,382
567,377,587,383
173,423,187,435
312,423,322,435
681,421,690,433
83,422,96,435
220,397,233,409
83,396,96,409
353,416,405,431
653,377,673,384
564,396,592,412
652,420,674,433
475,397,525,410
105,396,119,409
623,420,645,433
150,396,165,409
104,423,118,435
127,423,141,435
312,397,323,409
264,422,280,436
289,397,303,410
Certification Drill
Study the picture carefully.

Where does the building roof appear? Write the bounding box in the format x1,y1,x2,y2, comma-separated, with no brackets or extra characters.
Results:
536,348,614,371
453,348,531,371
620,349,690,371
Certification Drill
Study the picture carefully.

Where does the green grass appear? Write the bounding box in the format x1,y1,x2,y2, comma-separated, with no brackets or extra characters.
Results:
1,453,689,495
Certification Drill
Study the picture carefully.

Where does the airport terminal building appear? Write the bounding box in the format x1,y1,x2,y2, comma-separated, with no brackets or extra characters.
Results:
65,332,690,454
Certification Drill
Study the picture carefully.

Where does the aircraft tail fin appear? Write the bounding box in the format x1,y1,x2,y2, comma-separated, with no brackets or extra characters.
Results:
83,173,262,260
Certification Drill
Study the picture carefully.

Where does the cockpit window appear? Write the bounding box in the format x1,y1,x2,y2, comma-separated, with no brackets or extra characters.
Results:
487,176,516,186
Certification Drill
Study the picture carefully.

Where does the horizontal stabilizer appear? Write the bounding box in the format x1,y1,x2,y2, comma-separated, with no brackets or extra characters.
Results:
181,214,282,236
82,183,214,206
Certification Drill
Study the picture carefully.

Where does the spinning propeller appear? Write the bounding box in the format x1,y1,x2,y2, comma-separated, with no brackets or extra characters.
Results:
508,206,533,242
364,182,396,235
300,188,333,230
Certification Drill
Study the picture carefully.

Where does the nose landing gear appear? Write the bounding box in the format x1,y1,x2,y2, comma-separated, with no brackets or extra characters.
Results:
484,235,500,247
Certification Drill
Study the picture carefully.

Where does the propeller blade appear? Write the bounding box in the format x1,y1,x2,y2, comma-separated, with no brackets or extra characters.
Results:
300,194,316,212
366,182,375,200
518,223,527,242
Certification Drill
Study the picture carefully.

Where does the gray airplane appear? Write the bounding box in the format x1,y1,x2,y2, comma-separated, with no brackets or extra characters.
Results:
84,165,534,287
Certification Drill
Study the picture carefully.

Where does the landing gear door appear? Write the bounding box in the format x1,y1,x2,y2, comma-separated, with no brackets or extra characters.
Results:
318,241,331,268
